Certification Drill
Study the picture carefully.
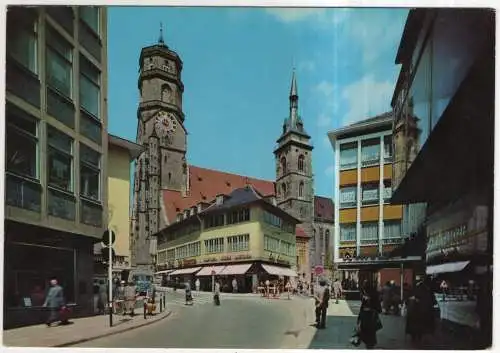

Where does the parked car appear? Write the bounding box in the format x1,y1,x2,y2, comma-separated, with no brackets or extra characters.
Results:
128,270,154,296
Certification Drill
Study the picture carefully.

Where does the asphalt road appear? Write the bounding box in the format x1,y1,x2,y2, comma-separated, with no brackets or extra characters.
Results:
75,291,310,349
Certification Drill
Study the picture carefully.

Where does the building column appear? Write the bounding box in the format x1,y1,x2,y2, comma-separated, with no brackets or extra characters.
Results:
378,135,385,254
356,140,362,256
334,140,340,263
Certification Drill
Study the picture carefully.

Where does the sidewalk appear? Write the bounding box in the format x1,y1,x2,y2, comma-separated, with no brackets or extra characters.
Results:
3,310,172,347
291,300,481,350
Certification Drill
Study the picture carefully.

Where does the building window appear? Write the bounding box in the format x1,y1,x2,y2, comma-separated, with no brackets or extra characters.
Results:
80,199,102,227
79,6,99,34
264,235,280,252
298,181,304,198
80,54,100,118
383,135,392,162
166,248,175,261
80,143,100,200
47,127,73,191
281,157,287,174
263,211,282,228
227,208,250,225
228,234,250,252
157,251,167,264
340,224,356,241
6,107,38,179
340,142,357,170
361,138,380,167
382,221,402,244
204,238,224,254
361,222,378,244
5,106,41,212
362,184,379,205
298,154,304,171
7,12,37,74
339,186,356,208
204,214,225,229
46,26,73,98
383,180,392,203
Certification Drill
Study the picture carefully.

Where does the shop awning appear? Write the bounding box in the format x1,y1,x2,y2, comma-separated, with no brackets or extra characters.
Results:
155,270,174,275
219,263,252,276
262,264,297,277
170,267,202,276
196,265,226,276
426,261,470,275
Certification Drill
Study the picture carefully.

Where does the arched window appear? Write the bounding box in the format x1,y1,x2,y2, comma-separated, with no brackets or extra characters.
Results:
281,183,287,196
281,157,287,175
299,181,304,198
162,84,173,103
298,155,305,171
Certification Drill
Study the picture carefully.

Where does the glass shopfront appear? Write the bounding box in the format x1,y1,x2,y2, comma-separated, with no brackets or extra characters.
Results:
4,242,75,309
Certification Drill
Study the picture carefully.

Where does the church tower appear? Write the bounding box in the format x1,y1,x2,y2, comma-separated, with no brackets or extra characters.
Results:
131,25,187,269
274,70,314,275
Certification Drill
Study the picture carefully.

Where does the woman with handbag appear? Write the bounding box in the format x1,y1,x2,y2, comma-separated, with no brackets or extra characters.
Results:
356,282,382,349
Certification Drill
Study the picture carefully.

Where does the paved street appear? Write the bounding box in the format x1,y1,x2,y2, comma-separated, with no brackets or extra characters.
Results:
75,292,310,348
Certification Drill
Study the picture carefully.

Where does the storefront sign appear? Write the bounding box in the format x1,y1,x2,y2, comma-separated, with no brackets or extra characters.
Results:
234,254,252,260
183,259,197,267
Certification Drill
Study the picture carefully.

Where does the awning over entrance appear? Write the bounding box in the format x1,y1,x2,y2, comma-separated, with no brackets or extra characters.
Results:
426,261,470,275
219,263,252,276
155,270,174,275
196,265,226,276
170,267,202,276
262,264,297,277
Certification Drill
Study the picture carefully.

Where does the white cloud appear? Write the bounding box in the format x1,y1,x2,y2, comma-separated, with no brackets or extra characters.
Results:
265,8,351,26
324,165,334,177
315,80,335,97
265,8,326,23
340,74,394,126
314,80,340,130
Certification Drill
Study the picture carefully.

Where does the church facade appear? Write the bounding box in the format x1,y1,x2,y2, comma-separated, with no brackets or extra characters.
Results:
130,32,334,281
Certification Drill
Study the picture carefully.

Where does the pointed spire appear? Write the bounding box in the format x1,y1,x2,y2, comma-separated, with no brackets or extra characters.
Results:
290,68,298,97
158,22,165,45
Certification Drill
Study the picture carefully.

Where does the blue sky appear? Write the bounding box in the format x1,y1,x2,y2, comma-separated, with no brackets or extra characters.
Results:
107,7,408,198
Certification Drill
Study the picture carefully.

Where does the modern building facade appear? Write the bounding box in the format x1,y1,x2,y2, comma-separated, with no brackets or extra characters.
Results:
155,186,300,292
93,134,142,278
130,32,331,283
390,9,494,346
328,113,414,288
4,6,108,328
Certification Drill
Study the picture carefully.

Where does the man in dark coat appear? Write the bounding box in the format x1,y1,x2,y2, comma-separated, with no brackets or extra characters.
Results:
314,278,329,329
43,279,65,326
406,276,437,344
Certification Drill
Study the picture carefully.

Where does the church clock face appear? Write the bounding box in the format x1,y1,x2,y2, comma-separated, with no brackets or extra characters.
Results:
154,112,177,137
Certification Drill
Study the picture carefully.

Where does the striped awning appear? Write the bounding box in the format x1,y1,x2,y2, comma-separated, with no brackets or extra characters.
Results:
196,265,226,276
262,264,297,277
169,267,202,276
219,263,252,276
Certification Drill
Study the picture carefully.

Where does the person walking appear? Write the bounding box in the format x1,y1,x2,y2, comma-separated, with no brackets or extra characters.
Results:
124,281,137,316
314,278,328,329
356,281,382,349
333,278,343,304
43,279,65,327
406,276,437,346
195,278,201,295
214,279,221,306
185,281,193,305
97,280,108,315
232,278,238,293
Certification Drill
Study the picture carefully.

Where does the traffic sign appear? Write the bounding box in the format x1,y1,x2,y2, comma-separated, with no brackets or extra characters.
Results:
102,230,116,246
101,247,116,262
314,266,324,276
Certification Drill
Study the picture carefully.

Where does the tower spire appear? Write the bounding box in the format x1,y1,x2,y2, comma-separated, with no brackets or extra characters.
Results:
158,22,164,45
289,69,299,128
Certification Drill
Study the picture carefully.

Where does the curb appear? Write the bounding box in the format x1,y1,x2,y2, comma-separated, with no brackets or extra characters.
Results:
54,311,173,347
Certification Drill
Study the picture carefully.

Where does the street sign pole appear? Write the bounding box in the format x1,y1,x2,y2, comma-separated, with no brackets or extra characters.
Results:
102,229,116,328
109,244,113,328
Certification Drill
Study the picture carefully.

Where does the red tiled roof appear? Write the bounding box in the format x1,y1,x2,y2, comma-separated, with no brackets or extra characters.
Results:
295,227,309,238
314,196,334,223
162,165,275,223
